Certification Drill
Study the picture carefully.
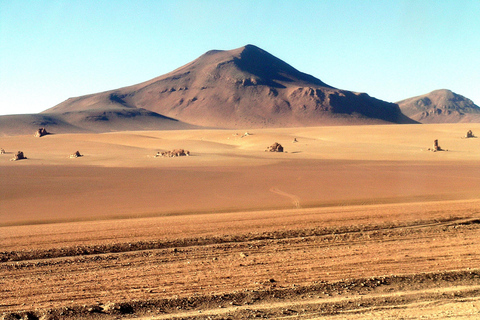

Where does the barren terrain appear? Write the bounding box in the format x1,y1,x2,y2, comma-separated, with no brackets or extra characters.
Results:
2,124,480,319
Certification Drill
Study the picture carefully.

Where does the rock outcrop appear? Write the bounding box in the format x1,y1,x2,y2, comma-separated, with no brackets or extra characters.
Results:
10,151,26,161
428,139,446,152
465,130,475,138
70,151,82,158
266,142,284,152
34,127,49,137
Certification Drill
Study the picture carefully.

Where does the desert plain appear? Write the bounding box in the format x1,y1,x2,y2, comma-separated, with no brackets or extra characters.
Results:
2,123,480,319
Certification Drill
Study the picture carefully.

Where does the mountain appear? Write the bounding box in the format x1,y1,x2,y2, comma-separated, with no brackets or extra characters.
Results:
45,44,415,128
397,89,480,123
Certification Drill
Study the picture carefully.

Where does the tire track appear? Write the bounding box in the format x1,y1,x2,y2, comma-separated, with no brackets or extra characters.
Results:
2,215,477,263
270,187,301,208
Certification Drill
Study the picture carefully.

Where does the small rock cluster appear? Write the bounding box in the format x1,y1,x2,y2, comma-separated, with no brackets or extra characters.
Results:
155,149,190,157
70,151,82,158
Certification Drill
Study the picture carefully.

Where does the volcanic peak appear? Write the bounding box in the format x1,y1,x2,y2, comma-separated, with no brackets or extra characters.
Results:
44,44,415,128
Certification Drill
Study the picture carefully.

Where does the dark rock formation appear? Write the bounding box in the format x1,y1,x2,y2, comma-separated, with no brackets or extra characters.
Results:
34,127,49,137
11,151,26,161
266,142,284,152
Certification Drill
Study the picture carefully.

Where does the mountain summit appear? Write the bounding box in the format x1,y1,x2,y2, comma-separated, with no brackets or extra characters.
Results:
45,45,414,128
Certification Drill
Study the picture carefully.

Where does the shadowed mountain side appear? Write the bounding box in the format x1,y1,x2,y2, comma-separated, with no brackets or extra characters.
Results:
0,114,87,136
397,89,480,123
46,45,416,128
0,108,197,136
59,107,199,132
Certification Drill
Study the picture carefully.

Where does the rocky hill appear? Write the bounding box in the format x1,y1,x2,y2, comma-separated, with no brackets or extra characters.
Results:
397,89,480,123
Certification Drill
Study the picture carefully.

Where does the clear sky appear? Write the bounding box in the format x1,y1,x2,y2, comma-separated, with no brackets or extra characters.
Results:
0,0,479,115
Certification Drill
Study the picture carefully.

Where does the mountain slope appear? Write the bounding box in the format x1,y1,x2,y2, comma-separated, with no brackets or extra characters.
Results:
397,89,480,123
0,108,197,136
45,45,415,128
0,114,87,136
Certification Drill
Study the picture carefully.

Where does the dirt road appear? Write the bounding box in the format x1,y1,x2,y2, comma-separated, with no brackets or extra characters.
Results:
2,200,480,319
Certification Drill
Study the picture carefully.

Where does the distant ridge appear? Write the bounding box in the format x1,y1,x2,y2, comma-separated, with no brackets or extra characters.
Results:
0,113,85,136
0,108,197,137
397,89,480,123
45,44,415,128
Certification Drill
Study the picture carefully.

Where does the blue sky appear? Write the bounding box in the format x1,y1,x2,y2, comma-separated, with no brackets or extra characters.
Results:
0,0,479,115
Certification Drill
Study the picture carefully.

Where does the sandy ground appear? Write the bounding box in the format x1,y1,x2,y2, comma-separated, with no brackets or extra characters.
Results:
2,123,480,319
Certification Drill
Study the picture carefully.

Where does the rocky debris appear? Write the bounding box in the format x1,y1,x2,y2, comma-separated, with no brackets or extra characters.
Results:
266,142,284,152
1,312,38,320
69,151,82,158
465,130,475,138
229,132,252,140
34,127,49,137
21,313,38,320
292,137,298,143
10,151,26,161
0,148,5,154
85,305,102,313
155,149,190,157
1,313,21,320
102,302,133,314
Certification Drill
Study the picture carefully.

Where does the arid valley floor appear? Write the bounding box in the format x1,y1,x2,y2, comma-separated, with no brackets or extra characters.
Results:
2,124,480,319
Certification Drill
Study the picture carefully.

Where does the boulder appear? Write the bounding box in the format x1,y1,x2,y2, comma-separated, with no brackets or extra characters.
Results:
428,139,447,152
70,151,82,158
34,127,49,137
266,142,284,152
10,151,26,161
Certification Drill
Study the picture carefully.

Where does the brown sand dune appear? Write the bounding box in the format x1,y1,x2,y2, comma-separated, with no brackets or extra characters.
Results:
2,123,480,319
2,123,480,225
45,45,415,128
